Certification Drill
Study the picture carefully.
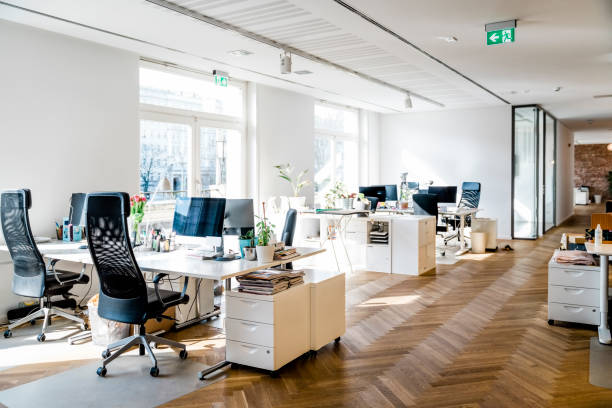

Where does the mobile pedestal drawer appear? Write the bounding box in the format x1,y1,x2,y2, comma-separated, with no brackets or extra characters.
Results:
548,257,607,326
225,283,309,372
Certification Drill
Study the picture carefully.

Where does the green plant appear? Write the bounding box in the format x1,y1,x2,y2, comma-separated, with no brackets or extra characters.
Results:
324,181,349,208
239,229,256,247
256,202,275,246
274,164,312,196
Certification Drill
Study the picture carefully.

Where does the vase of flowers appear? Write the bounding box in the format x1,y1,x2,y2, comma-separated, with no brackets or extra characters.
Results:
130,194,146,245
274,164,312,209
255,202,276,263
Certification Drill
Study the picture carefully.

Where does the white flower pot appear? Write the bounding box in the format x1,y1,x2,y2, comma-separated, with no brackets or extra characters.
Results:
256,245,275,263
288,196,306,209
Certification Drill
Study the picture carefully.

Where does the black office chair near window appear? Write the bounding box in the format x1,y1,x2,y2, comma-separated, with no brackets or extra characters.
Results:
413,193,453,256
86,192,189,377
279,209,297,269
366,196,379,212
1,189,88,342
442,182,482,239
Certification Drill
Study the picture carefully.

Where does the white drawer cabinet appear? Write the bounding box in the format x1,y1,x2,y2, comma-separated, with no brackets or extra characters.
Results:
391,215,436,275
548,258,606,325
225,283,310,372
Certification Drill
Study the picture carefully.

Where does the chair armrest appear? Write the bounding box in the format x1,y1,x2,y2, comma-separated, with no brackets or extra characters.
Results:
152,273,189,309
47,259,86,285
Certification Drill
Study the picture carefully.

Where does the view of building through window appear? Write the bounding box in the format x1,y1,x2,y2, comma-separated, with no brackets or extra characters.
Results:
139,65,244,201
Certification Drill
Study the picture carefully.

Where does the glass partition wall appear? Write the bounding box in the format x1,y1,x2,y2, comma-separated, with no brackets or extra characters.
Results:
512,105,557,239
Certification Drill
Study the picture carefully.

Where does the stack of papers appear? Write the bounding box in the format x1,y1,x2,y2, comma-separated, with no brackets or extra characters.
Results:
236,268,305,295
370,230,389,244
552,249,595,265
274,247,299,260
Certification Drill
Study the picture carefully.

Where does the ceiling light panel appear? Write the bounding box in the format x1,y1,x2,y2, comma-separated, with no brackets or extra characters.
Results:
157,0,489,108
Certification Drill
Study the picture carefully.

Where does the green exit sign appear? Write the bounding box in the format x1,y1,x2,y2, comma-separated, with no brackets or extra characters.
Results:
487,27,515,45
213,70,228,87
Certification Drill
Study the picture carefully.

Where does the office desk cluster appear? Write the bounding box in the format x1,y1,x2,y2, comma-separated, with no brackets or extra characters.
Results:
2,241,343,378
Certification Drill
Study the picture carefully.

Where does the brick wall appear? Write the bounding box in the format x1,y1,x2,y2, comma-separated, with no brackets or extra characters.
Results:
574,144,612,200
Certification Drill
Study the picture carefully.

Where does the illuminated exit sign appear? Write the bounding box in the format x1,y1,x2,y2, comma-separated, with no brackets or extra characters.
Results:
485,20,517,46
213,69,228,87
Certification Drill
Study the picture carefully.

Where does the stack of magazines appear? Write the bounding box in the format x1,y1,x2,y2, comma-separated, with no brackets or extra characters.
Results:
236,268,305,295
552,249,594,265
369,230,389,244
274,247,299,260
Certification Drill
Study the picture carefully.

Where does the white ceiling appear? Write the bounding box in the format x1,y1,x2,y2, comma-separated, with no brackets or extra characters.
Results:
1,0,611,133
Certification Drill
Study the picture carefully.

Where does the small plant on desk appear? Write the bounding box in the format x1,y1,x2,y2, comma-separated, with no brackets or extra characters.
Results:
255,202,276,263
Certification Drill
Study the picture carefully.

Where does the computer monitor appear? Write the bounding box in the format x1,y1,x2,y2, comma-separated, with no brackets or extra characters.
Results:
384,185,398,201
427,186,458,205
172,197,226,238
69,193,87,226
223,199,255,236
359,185,387,203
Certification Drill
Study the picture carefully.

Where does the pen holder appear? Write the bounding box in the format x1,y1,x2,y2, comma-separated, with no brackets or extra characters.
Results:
243,247,257,261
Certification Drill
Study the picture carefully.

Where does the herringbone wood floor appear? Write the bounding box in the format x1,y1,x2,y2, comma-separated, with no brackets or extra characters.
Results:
161,205,612,408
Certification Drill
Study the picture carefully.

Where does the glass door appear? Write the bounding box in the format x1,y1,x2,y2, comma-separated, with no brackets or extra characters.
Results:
544,113,556,232
513,107,538,239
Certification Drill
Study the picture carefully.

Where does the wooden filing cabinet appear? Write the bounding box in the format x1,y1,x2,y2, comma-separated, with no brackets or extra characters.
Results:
548,258,603,325
225,283,310,372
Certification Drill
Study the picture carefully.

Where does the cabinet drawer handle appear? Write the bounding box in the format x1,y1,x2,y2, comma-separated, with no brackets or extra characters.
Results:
564,270,584,277
563,288,585,295
563,306,584,313
241,322,259,331
239,299,258,308
241,344,259,354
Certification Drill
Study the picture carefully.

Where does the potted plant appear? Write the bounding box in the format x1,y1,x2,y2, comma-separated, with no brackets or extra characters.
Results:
255,202,276,263
274,164,312,209
238,229,256,258
325,181,351,209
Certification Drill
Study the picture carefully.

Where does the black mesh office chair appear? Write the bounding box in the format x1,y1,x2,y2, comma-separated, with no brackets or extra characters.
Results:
86,192,189,378
1,189,88,342
281,209,297,247
413,193,453,256
443,182,481,235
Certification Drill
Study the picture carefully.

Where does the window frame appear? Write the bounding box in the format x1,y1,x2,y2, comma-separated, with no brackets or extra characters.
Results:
138,61,247,200
314,102,360,203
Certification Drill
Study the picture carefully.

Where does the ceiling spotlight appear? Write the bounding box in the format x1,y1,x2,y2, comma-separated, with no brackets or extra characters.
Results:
228,49,252,56
436,36,458,43
280,51,292,74
405,93,413,109
553,86,562,92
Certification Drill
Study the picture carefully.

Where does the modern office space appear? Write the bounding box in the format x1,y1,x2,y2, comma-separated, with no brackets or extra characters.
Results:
0,0,611,407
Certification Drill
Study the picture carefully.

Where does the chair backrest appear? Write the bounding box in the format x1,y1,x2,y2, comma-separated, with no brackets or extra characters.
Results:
413,194,439,222
86,192,148,324
0,189,46,298
281,209,297,246
366,197,379,212
458,182,481,209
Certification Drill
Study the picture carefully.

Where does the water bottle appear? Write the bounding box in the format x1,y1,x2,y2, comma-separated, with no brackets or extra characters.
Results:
595,224,603,247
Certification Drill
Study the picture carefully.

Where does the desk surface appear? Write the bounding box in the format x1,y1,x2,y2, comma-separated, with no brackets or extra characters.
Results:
0,241,326,281
585,243,612,256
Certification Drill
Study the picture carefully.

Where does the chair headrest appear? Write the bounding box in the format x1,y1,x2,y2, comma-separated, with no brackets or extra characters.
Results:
462,182,481,192
86,192,131,217
1,189,32,210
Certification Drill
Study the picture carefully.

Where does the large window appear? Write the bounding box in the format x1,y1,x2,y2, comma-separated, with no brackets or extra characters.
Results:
314,103,359,204
139,63,245,201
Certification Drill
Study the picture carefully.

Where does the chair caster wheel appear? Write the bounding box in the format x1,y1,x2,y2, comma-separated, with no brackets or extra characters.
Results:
30,319,37,325
37,333,46,342
96,367,107,377
102,349,111,359
334,337,341,343
3,330,12,338
179,349,188,360
547,319,554,326
150,366,159,377
151,342,158,349
82,323,89,331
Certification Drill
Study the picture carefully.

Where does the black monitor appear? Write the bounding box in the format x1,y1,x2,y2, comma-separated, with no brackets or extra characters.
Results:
223,199,255,236
385,185,398,201
359,185,387,203
172,197,226,237
427,186,458,205
69,193,87,226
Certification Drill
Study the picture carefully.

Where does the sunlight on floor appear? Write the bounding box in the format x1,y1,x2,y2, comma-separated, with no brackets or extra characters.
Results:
359,294,420,308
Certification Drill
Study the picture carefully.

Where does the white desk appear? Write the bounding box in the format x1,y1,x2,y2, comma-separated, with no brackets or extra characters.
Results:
8,240,324,282
585,243,612,344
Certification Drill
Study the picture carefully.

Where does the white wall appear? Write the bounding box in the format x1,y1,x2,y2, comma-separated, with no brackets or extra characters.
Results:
380,105,512,238
0,21,139,322
251,84,315,210
556,121,575,224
